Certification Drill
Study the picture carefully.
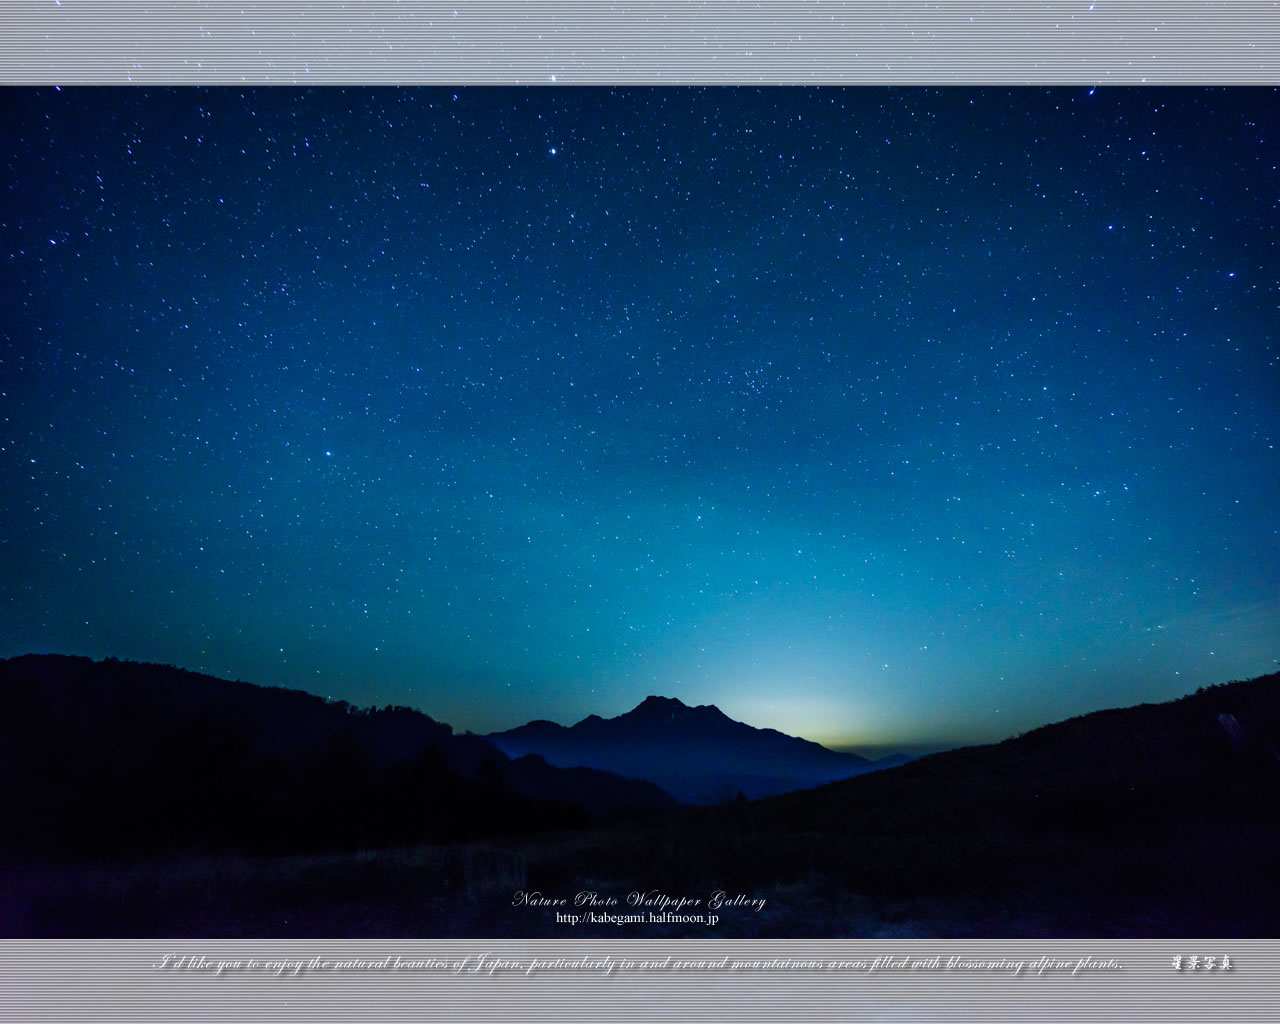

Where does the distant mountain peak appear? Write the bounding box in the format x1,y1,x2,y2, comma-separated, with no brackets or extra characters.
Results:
637,695,687,710
626,695,729,722
486,690,876,805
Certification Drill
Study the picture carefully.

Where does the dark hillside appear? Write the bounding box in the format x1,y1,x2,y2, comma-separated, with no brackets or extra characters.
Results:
0,654,675,862
681,671,1280,935
4,662,1278,937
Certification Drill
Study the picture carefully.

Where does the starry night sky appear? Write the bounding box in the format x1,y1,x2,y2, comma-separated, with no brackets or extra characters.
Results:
2,86,1276,754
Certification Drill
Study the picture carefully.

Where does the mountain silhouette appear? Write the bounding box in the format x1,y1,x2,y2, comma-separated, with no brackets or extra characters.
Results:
6,664,1279,937
486,694,884,803
0,654,675,861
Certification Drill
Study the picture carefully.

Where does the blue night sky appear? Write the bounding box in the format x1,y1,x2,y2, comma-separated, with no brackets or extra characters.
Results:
2,87,1276,755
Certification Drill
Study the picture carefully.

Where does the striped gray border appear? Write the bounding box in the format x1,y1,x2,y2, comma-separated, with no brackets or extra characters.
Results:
0,0,1276,84
3,940,1276,1021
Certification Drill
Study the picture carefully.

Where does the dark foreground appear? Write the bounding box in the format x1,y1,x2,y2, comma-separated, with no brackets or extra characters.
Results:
4,662,1279,938
3,806,1277,939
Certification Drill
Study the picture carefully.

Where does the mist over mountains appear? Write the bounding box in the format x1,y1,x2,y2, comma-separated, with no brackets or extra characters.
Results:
486,694,898,803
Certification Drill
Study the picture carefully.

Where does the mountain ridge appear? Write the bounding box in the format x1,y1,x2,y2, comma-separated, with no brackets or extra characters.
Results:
486,693,881,803
0,653,677,861
6,663,1279,937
